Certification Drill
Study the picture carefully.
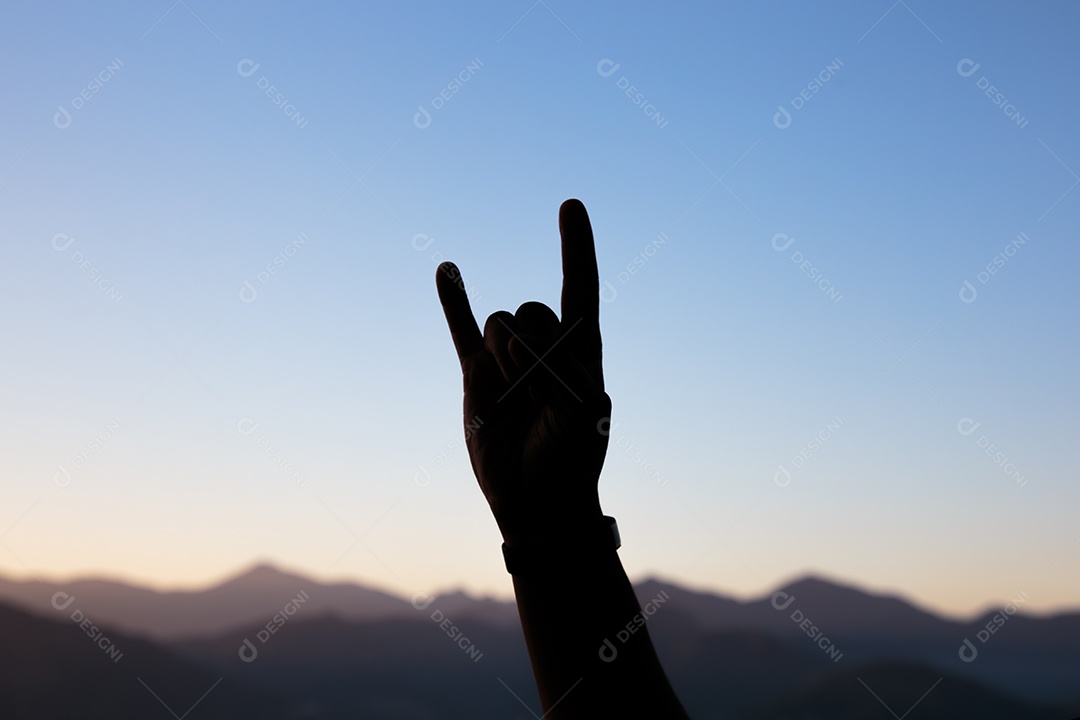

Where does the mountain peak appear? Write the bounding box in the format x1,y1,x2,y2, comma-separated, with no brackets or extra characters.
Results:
243,561,286,576
777,572,862,595
218,561,310,589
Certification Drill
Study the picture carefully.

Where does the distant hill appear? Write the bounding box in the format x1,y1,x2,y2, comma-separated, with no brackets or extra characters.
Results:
634,574,963,639
0,601,293,719
753,662,1063,720
0,563,417,640
176,612,540,719
175,609,1074,720
2,563,1078,710
636,574,1080,706
1,593,1075,720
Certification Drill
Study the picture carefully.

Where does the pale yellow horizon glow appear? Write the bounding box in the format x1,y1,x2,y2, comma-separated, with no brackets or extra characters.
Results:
1,556,1073,623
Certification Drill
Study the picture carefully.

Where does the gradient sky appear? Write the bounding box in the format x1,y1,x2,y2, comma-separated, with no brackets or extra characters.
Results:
2,1,1077,618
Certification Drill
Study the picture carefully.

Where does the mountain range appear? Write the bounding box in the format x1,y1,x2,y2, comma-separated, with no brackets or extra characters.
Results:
1,563,1077,718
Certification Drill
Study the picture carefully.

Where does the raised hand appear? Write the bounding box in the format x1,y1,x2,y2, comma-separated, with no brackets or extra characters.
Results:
435,199,611,547
436,199,689,718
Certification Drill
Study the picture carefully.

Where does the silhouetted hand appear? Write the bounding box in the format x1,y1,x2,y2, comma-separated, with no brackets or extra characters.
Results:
436,199,611,547
436,200,689,718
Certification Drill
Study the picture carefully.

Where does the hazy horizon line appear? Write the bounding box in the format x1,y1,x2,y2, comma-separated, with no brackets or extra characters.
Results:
1,558,1073,622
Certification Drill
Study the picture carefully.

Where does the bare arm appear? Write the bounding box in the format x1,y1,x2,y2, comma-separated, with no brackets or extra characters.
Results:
435,199,689,718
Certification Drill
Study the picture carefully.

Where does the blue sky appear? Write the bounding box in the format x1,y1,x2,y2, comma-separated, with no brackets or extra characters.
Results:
2,1,1078,616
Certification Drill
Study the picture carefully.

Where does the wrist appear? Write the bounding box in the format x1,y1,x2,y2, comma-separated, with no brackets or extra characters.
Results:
497,501,605,547
501,515,620,576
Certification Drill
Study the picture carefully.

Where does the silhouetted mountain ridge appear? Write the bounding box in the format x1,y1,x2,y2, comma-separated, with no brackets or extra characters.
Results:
753,661,1063,720
2,563,1077,709
0,601,294,719
2,592,1075,720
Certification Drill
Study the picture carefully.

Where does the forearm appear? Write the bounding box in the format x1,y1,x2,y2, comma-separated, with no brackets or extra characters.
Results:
508,534,689,718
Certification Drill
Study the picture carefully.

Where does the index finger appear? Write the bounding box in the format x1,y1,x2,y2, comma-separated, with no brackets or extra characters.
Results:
436,261,483,365
558,199,603,372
